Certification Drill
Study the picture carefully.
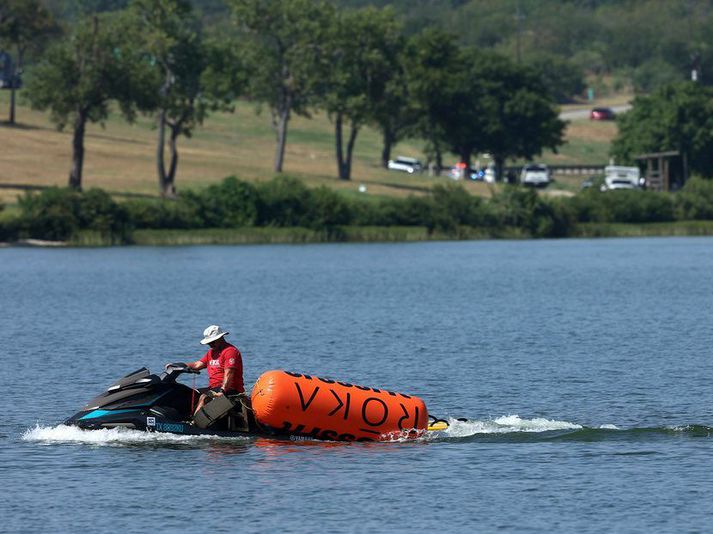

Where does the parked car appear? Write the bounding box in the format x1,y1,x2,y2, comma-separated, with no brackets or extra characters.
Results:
590,107,616,120
601,179,638,191
387,156,422,174
601,165,641,191
520,163,551,187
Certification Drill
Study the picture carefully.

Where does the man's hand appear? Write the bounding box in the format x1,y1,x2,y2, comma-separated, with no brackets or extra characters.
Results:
213,389,224,397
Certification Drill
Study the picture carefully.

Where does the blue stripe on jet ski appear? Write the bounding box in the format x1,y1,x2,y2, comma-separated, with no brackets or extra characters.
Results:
79,409,140,420
79,392,170,420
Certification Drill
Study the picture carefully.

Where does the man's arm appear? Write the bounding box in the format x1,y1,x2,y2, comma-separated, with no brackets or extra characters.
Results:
220,368,235,392
211,368,235,397
186,360,207,370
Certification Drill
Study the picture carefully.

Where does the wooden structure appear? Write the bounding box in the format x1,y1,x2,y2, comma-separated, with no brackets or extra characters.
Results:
634,150,686,192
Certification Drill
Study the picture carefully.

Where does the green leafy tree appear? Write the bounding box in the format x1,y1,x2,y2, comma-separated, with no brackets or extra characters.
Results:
405,28,461,174
356,12,414,169
230,0,334,173
475,52,565,180
131,0,241,197
426,48,493,170
611,82,713,178
0,0,56,124
527,53,585,103
25,12,153,190
326,7,404,180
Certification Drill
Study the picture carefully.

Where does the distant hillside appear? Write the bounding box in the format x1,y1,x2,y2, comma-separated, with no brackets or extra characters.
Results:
41,0,713,94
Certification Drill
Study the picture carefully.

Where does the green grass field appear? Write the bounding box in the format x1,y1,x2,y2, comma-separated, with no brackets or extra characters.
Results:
0,90,621,204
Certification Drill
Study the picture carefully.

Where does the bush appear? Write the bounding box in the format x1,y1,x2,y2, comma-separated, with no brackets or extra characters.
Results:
675,177,713,220
192,176,259,228
0,218,20,242
17,187,132,242
533,197,576,237
431,184,490,230
306,186,354,230
17,188,81,240
255,176,312,227
569,189,674,224
125,197,202,230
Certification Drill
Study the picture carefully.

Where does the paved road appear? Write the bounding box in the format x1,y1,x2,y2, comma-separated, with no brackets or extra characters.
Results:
560,104,631,121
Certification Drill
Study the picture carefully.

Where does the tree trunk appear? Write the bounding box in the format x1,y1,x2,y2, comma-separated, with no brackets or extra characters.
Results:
160,123,180,198
9,87,16,124
335,112,347,179
273,98,291,173
8,48,22,125
156,110,169,195
381,128,395,168
69,111,87,190
434,144,443,176
494,155,505,182
342,120,359,181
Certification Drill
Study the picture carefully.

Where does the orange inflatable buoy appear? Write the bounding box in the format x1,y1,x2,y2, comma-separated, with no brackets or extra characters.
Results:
250,370,429,442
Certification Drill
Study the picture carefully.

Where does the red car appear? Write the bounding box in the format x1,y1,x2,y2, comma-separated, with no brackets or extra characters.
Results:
590,107,616,120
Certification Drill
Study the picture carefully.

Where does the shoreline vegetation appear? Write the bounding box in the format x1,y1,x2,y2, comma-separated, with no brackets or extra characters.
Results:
2,175,713,247
4,221,713,248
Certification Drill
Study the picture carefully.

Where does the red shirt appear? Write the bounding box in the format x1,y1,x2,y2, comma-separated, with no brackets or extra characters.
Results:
199,343,244,393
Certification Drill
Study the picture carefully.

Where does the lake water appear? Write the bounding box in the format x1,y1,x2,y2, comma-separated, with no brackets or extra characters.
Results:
2,237,713,532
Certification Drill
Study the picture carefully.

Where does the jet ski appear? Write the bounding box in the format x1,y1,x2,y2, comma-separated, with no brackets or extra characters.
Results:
64,364,454,440
64,363,264,438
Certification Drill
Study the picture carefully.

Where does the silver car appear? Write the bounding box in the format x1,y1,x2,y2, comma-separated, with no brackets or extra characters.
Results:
387,156,423,174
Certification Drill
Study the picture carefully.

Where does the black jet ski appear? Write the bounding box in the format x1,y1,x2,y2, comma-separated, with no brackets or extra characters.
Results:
64,363,265,438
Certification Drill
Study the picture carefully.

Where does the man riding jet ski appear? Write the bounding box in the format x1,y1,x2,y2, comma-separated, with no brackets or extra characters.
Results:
64,363,258,437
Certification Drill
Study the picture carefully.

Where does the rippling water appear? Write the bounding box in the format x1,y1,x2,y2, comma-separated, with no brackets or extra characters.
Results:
2,238,713,532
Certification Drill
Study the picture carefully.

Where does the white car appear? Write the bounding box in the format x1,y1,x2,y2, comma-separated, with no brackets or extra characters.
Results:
601,179,638,191
602,166,641,191
520,164,551,187
387,156,423,174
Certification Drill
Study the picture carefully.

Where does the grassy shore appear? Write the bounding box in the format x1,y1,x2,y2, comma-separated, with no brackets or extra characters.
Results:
41,221,706,247
572,221,713,238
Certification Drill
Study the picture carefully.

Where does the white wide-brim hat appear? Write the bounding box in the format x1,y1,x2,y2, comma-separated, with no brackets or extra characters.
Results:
200,325,229,345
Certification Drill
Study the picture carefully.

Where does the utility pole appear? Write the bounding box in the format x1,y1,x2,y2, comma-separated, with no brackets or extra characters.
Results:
688,0,701,82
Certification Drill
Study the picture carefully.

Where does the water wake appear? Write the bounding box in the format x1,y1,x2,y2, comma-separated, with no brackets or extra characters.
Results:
426,416,713,443
22,424,251,446
21,418,713,448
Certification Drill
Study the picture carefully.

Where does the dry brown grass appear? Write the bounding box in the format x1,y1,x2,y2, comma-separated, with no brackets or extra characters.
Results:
0,91,624,204
0,93,450,202
564,119,618,144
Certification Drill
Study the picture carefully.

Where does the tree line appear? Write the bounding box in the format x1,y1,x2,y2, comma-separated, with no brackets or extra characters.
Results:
1,0,565,196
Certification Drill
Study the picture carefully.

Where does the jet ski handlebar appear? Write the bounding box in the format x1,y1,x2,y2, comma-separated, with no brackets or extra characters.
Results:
164,362,201,376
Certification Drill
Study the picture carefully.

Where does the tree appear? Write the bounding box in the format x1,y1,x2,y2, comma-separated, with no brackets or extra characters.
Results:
25,13,151,190
425,49,491,170
229,0,334,173
358,12,414,169
325,7,404,180
611,82,713,178
131,0,240,197
0,0,56,124
475,52,565,180
527,53,585,103
405,28,462,175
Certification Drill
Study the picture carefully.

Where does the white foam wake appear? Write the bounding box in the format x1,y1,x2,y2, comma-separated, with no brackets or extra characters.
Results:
22,424,250,445
436,415,583,438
